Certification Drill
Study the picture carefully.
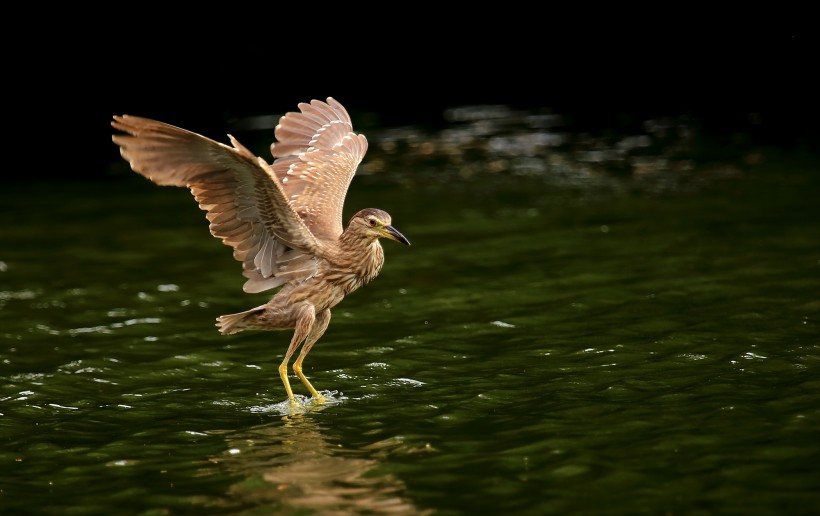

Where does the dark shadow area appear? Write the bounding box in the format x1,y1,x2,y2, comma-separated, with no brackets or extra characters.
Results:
9,18,818,182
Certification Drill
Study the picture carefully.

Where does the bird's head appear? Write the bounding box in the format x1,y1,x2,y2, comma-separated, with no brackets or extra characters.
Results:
349,208,410,245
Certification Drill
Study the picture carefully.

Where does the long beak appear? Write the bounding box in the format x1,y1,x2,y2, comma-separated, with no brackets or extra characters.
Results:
382,225,410,245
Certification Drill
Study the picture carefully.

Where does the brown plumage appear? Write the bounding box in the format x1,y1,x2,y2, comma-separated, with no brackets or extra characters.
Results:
111,97,410,405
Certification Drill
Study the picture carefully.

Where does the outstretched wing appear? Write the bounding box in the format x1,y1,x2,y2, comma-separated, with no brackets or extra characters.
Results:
111,115,326,293
268,97,369,242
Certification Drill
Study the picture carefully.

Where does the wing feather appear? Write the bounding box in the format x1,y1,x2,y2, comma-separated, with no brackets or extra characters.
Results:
268,97,368,241
111,115,325,292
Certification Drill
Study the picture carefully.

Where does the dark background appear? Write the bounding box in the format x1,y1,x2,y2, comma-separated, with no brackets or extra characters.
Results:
11,17,817,180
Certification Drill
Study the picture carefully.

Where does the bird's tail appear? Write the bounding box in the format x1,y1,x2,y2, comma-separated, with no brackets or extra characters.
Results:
215,304,266,335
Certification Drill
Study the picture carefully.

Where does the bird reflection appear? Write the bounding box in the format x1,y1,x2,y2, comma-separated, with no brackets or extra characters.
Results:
209,410,431,514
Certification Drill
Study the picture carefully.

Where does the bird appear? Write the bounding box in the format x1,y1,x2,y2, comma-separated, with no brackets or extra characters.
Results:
111,97,410,405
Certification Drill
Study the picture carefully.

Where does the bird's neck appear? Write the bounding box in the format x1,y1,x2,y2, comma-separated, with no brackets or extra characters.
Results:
336,232,385,287
339,228,378,252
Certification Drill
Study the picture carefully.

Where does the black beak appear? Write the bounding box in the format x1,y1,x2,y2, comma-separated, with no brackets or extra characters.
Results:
384,225,410,245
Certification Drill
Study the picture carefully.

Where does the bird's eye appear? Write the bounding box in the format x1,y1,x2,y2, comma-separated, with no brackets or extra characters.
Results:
368,218,377,227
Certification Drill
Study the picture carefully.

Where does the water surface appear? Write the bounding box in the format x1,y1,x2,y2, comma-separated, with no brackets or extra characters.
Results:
1,123,819,514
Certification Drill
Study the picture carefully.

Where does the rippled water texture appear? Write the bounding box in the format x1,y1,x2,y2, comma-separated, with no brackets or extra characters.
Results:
2,113,819,513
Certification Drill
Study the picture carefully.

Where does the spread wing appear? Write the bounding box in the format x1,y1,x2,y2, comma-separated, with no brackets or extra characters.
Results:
268,97,369,242
111,115,328,293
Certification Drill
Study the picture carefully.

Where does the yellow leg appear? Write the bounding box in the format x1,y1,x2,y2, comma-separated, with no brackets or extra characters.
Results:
278,304,315,405
277,359,297,405
293,309,331,402
292,363,324,401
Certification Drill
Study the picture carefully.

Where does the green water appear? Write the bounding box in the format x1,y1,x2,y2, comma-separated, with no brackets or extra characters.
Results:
1,152,819,514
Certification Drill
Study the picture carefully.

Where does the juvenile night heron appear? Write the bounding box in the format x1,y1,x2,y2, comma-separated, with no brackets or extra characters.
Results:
111,97,410,405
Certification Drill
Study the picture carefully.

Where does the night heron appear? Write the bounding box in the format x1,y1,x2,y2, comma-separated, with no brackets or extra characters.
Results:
111,97,410,405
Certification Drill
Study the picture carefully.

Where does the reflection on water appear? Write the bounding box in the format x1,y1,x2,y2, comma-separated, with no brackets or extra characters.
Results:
210,409,432,515
334,105,746,194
